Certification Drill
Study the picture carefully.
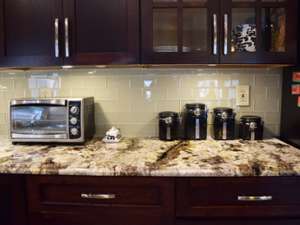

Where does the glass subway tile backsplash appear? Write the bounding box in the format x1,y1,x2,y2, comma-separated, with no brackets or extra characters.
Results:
0,68,282,138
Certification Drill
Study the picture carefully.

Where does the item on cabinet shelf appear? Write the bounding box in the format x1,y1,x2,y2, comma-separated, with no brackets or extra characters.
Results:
10,98,95,143
239,116,264,141
102,127,122,143
213,107,236,140
159,112,179,141
184,104,208,140
232,24,256,52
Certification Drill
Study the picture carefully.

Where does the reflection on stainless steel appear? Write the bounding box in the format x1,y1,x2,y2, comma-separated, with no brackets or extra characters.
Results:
11,106,67,134
11,99,66,106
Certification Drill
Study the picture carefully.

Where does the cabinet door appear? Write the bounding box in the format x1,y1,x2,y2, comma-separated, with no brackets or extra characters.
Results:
220,0,297,64
63,0,139,65
0,175,27,225
141,0,220,64
0,0,63,67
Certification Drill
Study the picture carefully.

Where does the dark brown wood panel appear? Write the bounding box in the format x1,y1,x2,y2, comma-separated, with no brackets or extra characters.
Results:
27,176,174,225
176,177,300,218
141,0,220,64
220,0,298,64
0,0,63,67
176,219,300,225
0,0,4,58
63,0,139,65
0,175,27,225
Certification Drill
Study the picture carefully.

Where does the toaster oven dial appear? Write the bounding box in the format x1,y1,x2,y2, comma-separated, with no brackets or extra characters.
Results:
70,117,78,125
70,128,79,136
70,106,79,115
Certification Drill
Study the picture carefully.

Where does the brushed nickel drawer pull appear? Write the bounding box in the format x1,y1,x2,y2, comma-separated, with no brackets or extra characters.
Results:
81,193,116,200
238,196,273,202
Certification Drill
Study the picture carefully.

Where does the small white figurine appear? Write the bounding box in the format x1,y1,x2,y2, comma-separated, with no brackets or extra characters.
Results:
102,127,122,143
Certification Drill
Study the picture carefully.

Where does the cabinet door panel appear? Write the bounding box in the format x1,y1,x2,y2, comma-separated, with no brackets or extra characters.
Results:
63,0,139,65
220,0,297,64
141,0,220,64
0,0,63,67
0,175,27,225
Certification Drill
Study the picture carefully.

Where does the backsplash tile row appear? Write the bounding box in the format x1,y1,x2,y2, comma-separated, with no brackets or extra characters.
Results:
0,68,282,138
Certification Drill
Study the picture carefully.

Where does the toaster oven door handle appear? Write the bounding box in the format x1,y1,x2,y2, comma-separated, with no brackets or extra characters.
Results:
11,133,68,140
11,99,67,106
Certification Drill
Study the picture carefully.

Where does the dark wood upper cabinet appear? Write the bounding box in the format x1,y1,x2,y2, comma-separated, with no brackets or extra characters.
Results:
0,0,63,67
141,0,220,64
220,0,298,64
0,0,139,67
0,0,298,66
63,0,139,65
141,0,298,64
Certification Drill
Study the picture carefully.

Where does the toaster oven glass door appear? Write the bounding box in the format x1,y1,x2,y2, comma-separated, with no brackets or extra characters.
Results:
11,106,68,138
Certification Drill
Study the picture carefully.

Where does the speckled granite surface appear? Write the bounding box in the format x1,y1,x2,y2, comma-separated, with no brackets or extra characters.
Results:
0,137,300,177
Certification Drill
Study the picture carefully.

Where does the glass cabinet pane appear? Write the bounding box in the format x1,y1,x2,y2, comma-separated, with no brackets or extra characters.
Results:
153,9,178,52
231,8,256,53
183,8,207,52
262,8,286,52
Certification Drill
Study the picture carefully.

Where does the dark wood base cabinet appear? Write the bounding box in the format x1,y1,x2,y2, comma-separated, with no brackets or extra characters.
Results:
1,175,300,225
0,175,27,225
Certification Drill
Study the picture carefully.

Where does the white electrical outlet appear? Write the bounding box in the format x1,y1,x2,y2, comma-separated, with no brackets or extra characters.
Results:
236,85,250,106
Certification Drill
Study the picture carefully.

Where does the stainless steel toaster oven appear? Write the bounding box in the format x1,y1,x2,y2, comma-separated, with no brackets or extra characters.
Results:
10,98,94,143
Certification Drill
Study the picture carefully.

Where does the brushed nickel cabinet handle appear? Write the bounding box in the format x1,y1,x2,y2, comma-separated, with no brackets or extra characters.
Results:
238,196,273,202
64,18,70,58
213,14,218,55
81,194,116,200
224,14,228,55
54,18,59,58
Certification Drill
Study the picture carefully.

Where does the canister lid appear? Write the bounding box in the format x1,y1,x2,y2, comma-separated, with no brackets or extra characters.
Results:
185,103,206,110
240,115,262,123
213,107,234,115
159,111,178,118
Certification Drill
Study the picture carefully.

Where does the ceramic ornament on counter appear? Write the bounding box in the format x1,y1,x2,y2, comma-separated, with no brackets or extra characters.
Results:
102,127,122,143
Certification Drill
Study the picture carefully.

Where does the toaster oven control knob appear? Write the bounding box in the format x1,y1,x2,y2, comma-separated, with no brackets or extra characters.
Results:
70,106,79,115
70,117,78,125
70,128,79,136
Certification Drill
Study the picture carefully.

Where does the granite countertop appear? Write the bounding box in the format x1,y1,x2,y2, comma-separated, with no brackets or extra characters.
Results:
0,137,300,177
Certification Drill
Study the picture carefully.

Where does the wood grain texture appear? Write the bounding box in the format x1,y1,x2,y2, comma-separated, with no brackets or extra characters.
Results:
63,0,139,65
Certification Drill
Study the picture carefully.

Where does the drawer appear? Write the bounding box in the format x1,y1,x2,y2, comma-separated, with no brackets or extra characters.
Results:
176,219,300,225
176,177,300,218
27,175,174,223
30,211,170,225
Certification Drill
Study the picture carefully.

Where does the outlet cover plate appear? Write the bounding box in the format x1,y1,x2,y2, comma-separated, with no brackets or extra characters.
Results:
236,85,250,106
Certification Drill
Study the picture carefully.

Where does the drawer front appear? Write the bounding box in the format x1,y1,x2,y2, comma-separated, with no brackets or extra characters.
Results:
176,219,300,225
27,176,174,217
30,211,169,225
176,177,300,218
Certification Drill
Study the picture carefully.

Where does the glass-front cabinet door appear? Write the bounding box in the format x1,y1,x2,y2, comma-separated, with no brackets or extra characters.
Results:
141,0,220,64
220,0,297,64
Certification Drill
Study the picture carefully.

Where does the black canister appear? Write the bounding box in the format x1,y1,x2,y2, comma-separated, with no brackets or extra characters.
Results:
213,107,236,140
239,116,264,140
184,103,208,140
159,112,178,141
